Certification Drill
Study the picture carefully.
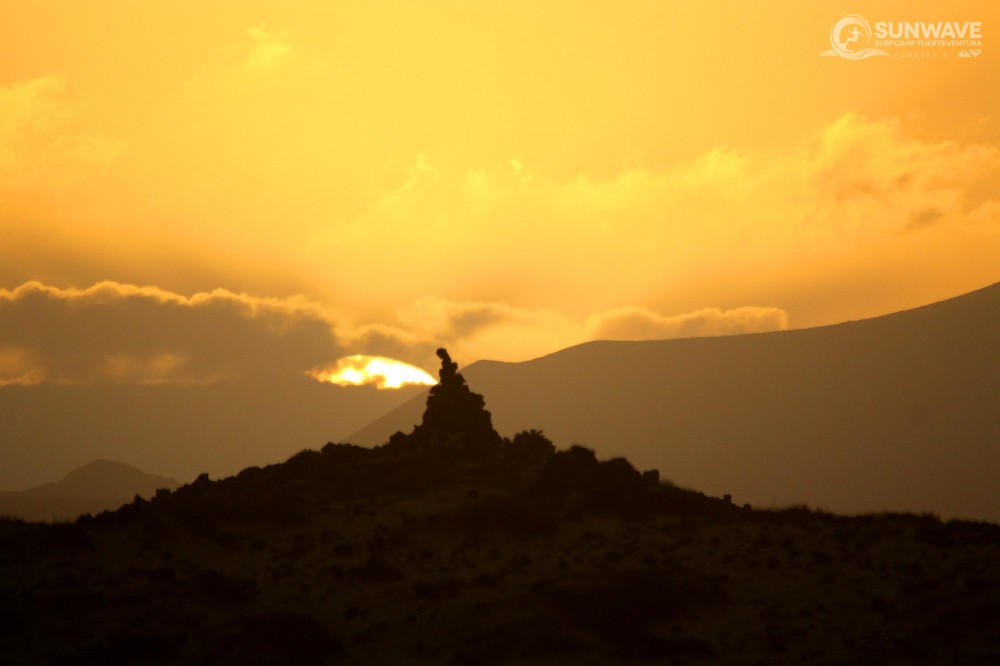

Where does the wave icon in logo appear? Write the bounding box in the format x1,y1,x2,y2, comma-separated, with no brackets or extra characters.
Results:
819,14,888,60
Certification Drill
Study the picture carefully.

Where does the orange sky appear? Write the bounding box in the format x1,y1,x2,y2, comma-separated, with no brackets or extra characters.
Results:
1,1,998,378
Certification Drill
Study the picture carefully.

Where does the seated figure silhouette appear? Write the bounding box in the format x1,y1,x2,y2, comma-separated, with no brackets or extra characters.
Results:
437,348,459,384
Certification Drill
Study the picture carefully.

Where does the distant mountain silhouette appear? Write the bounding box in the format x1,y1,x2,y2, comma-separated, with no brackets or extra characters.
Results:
350,283,1000,521
0,375,424,491
2,348,998,664
0,459,179,522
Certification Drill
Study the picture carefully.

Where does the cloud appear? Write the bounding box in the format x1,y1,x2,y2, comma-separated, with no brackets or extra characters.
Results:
395,298,580,364
585,305,789,341
546,113,998,257
0,281,344,385
399,298,533,339
0,76,69,173
0,346,45,387
317,298,578,370
4,110,995,356
803,114,997,234
383,297,788,363
0,75,123,189
312,113,998,324
0,282,576,384
0,281,565,386
905,207,944,232
0,280,798,386
245,26,294,71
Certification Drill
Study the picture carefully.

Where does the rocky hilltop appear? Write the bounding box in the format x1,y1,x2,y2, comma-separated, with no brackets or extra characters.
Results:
1,350,998,664
351,283,1000,522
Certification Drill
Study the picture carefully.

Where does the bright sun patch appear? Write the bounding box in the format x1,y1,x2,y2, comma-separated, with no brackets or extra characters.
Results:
307,355,436,389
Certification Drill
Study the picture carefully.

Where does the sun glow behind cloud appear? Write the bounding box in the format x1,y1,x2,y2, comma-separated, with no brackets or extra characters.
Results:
308,355,436,390
0,1,997,367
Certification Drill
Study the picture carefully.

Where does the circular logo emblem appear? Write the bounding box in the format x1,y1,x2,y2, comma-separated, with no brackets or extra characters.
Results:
829,14,873,57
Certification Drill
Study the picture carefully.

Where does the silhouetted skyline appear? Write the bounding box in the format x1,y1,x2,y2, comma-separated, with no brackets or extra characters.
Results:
2,347,998,663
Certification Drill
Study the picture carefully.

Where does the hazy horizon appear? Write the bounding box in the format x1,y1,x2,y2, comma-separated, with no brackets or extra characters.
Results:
3,282,996,526
2,2,998,515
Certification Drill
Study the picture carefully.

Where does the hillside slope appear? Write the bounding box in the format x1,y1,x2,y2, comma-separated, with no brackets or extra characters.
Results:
351,283,1000,520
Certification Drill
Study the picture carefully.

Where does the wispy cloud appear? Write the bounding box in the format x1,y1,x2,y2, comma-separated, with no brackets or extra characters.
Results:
0,75,123,186
345,296,790,366
0,346,45,387
0,75,68,170
245,25,294,71
318,113,999,322
585,305,789,341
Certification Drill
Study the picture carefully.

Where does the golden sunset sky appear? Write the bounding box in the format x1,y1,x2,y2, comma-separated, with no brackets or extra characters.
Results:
2,0,998,383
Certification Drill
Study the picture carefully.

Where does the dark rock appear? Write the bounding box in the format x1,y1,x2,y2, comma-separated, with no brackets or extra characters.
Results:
389,348,503,457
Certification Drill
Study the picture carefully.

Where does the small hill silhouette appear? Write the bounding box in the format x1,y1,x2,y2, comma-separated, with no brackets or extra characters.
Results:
0,459,179,522
1,349,998,664
19,459,179,499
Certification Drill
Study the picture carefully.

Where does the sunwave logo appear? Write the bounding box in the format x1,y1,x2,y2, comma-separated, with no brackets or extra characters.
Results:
820,14,889,59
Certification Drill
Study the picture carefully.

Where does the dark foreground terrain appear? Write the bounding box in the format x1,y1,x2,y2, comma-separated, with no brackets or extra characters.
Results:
2,350,998,664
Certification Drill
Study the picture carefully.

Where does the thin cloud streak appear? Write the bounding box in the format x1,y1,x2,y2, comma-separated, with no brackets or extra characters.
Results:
586,306,789,341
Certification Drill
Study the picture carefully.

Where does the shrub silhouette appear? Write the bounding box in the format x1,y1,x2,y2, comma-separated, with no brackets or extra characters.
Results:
532,445,647,515
504,429,555,465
